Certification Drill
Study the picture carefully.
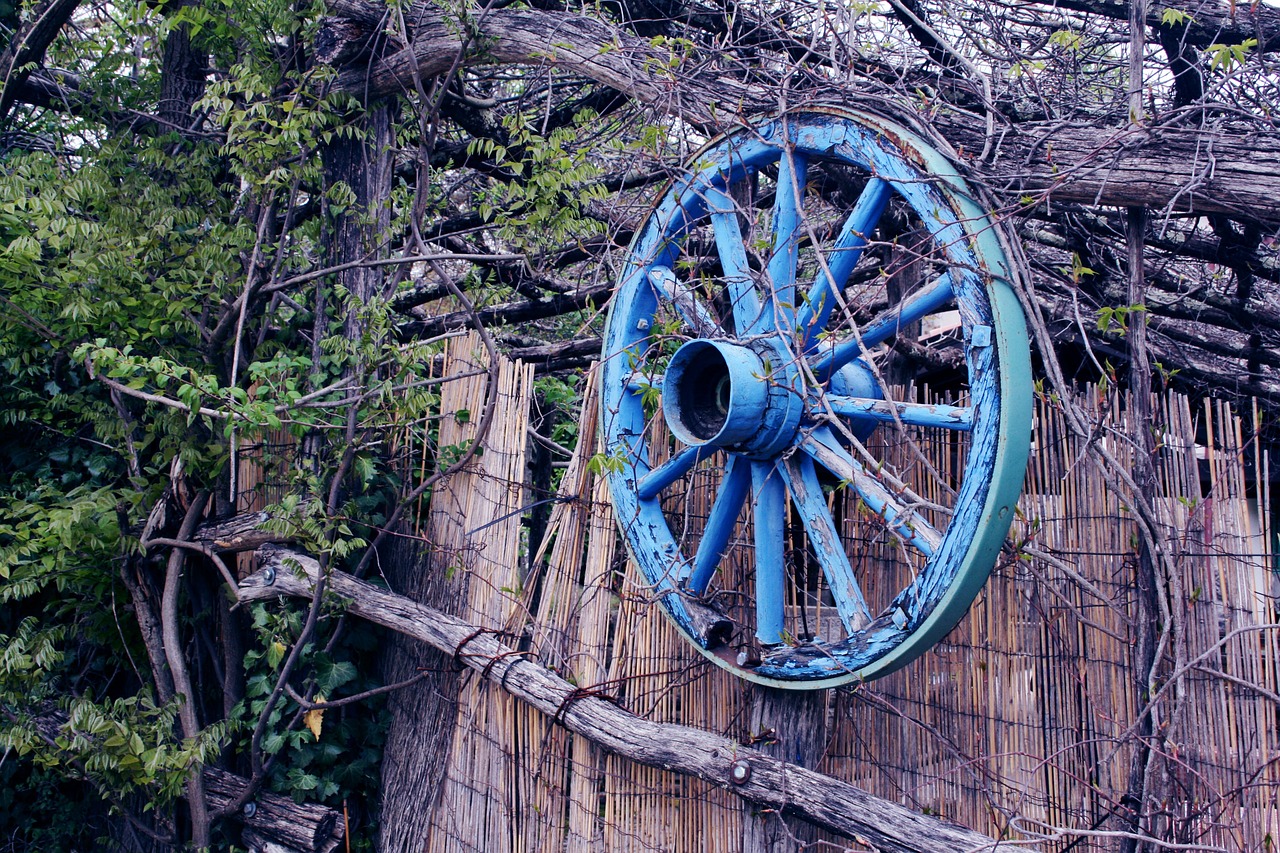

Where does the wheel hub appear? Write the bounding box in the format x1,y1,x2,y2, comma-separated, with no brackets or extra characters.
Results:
662,337,803,458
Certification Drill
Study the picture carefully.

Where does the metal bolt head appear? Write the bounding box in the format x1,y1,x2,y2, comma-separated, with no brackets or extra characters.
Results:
243,801,258,818
262,566,276,586
730,759,752,785
636,318,650,331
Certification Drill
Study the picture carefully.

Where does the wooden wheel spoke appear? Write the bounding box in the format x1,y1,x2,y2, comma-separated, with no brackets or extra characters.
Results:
647,266,722,338
766,150,807,325
601,112,1032,685
811,272,956,378
781,455,873,633
750,460,787,644
624,370,662,394
796,178,891,347
636,443,717,501
825,396,973,432
799,430,942,558
705,186,766,336
686,454,750,595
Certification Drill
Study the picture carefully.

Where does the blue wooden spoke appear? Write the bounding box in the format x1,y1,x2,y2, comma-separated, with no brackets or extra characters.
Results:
811,273,955,378
824,396,973,431
686,454,751,595
705,187,765,335
767,151,808,324
636,443,719,501
751,461,787,645
647,266,721,338
800,429,942,557
796,178,892,348
624,370,662,394
781,455,873,633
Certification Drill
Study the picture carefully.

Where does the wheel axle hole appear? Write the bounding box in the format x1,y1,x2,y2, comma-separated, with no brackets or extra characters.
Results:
679,349,731,440
715,374,732,416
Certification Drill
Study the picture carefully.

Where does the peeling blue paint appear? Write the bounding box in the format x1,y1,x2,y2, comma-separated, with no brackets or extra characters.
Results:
600,108,1032,688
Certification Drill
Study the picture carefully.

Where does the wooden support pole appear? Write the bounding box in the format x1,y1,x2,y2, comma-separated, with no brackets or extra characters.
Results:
242,545,1013,853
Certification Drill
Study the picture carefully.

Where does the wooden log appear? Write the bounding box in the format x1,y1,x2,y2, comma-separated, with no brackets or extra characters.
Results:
242,545,1012,853
933,115,1280,227
192,510,295,553
204,767,343,853
1018,0,1280,53
396,282,613,341
508,337,603,374
319,2,1280,226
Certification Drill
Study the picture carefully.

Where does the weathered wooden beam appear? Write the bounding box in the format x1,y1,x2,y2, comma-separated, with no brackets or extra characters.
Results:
328,6,763,124
508,336,603,374
1015,0,1280,53
241,545,1011,853
192,510,296,553
933,115,1280,228
321,3,1280,227
396,282,613,341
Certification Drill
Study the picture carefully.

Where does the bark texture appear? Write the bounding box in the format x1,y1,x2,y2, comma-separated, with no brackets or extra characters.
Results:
373,536,465,853
320,2,1280,227
242,546,1010,853
0,0,82,120
204,767,344,853
742,688,831,852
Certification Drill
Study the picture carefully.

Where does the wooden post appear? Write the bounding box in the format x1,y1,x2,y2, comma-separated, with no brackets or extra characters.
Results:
742,687,830,852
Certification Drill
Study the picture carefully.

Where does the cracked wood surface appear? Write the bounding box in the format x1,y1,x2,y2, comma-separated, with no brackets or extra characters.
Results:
241,545,1012,853
323,2,1280,226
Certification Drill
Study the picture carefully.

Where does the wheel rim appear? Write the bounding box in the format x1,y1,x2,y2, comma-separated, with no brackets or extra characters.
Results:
600,109,1032,688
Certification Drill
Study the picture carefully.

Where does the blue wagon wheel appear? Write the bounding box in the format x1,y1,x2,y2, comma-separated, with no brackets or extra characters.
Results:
600,109,1032,688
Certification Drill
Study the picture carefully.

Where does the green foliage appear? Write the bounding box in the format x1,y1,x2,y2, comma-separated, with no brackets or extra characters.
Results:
535,374,582,451
236,601,387,806
1,0,645,841
1059,252,1096,285
1207,38,1257,72
1048,29,1083,52
468,110,609,250
587,448,628,476
1096,303,1146,334
0,0,408,838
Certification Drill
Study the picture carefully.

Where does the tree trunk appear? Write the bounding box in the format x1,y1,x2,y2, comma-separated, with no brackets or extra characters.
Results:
374,535,465,853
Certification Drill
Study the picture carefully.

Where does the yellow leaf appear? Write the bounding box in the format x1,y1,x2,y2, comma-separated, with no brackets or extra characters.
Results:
304,697,325,741
268,640,287,667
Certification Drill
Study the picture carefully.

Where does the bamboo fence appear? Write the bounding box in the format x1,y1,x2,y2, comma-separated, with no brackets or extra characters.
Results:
360,340,1280,851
